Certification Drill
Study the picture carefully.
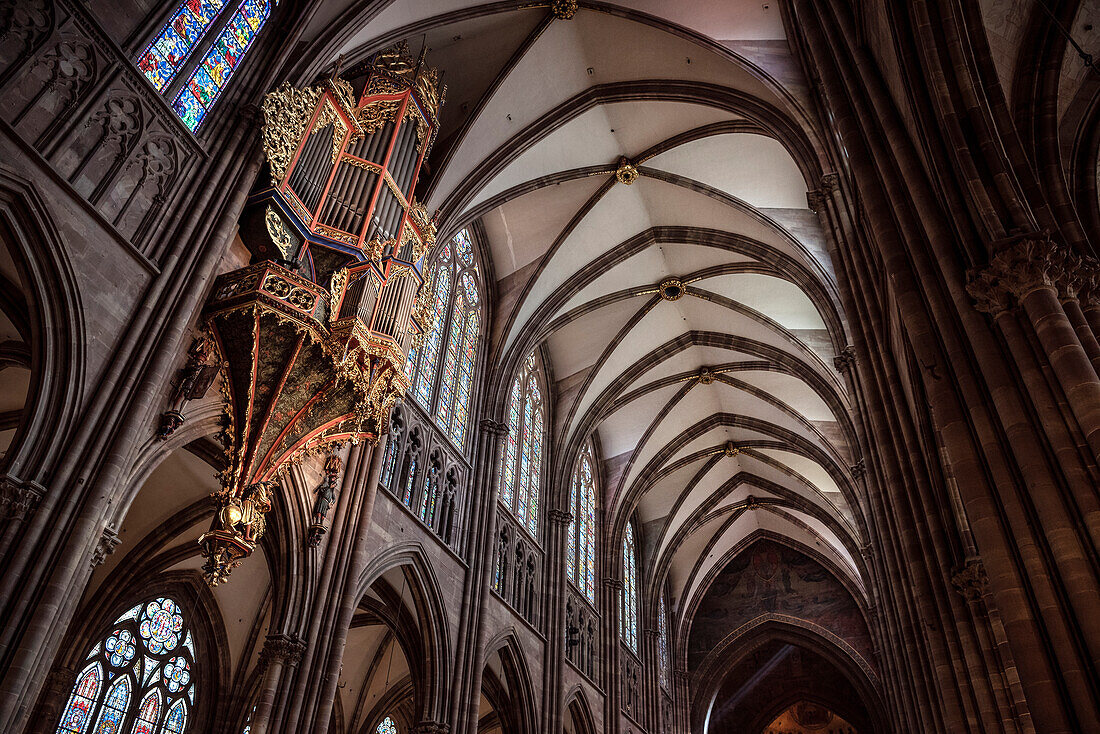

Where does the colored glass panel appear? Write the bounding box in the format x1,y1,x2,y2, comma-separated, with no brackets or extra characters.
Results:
93,676,130,734
162,700,187,734
137,0,226,91
622,523,638,652
658,595,670,690
131,690,160,734
139,599,183,654
436,292,465,427
527,405,542,534
402,456,417,507
57,664,101,734
55,597,195,734
381,438,399,488
501,377,521,506
171,0,273,132
567,477,578,582
377,717,398,734
569,447,597,604
454,229,474,266
413,264,450,405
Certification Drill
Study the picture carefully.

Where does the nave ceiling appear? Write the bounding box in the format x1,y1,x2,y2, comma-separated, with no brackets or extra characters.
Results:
295,0,870,634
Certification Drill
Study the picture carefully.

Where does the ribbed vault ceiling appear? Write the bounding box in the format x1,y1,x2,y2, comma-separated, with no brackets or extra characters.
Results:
314,1,867,627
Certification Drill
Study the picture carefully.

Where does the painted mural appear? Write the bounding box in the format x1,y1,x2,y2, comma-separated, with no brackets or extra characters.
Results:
687,539,872,669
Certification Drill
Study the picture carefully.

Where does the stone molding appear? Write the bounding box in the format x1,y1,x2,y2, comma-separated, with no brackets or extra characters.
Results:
90,524,121,568
604,577,624,591
412,722,450,734
967,233,1094,315
833,345,856,373
260,633,307,667
548,508,574,526
0,476,45,521
479,418,509,437
950,557,989,605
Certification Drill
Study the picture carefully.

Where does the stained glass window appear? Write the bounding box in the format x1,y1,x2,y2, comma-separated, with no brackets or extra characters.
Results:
376,716,398,734
404,231,482,449
171,0,275,132
657,594,670,690
621,520,639,652
137,0,227,91
136,0,276,132
55,597,196,734
568,443,597,604
499,352,545,537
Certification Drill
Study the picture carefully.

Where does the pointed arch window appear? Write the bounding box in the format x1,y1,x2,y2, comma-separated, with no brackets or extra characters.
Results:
376,717,398,734
567,442,597,604
136,0,276,132
56,597,196,734
621,521,639,653
499,352,545,537
405,230,482,448
657,593,670,690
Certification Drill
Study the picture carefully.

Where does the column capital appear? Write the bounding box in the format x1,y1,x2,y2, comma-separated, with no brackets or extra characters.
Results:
479,419,509,437
833,345,856,373
91,524,121,568
0,476,45,521
819,172,839,193
967,232,1073,314
805,189,823,213
849,458,865,479
547,508,574,526
412,722,450,734
950,557,989,606
260,633,307,667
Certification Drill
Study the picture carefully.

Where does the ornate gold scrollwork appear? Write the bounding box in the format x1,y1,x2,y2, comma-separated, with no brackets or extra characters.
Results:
312,99,349,164
616,157,639,185
262,83,323,186
357,97,403,135
265,207,294,259
328,267,348,323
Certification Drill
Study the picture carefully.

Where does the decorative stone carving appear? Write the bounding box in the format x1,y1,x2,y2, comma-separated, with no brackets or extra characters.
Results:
806,188,823,213
950,557,989,605
0,476,44,521
833,345,856,373
697,366,715,384
723,441,740,457
260,633,306,668
412,723,450,734
548,508,574,526
91,524,120,567
479,418,509,437
850,458,865,479
819,172,839,193
967,233,1073,315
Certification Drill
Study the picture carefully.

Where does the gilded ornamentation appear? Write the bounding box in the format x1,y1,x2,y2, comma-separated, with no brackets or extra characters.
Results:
261,83,323,185
551,0,579,20
357,96,403,135
659,277,685,301
329,267,348,323
265,206,294,259
723,442,740,457
312,99,349,164
615,157,639,185
697,367,715,384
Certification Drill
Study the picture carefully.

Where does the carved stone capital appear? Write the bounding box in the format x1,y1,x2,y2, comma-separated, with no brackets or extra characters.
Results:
819,172,839,193
412,723,450,734
548,508,574,526
91,524,121,568
833,345,856,373
850,458,865,479
968,233,1069,314
0,477,45,521
950,557,989,605
550,0,578,20
1079,267,1100,310
261,633,306,667
479,419,509,437
806,189,823,213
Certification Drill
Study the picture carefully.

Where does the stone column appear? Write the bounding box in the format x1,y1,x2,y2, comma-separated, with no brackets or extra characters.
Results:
542,508,573,732
29,666,75,734
251,634,306,734
602,577,623,733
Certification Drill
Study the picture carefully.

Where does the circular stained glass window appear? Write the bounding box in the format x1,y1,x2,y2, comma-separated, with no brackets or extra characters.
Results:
139,598,184,653
163,656,191,693
104,629,136,667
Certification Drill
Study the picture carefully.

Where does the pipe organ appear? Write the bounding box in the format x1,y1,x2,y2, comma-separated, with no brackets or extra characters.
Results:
194,42,445,584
